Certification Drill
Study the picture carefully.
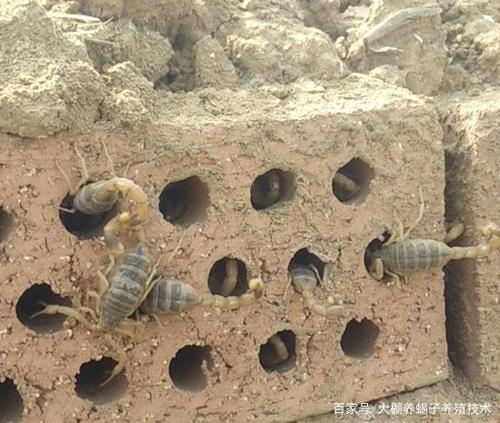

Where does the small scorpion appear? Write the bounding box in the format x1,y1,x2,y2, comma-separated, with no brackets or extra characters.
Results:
368,188,500,286
58,142,149,255
288,263,343,317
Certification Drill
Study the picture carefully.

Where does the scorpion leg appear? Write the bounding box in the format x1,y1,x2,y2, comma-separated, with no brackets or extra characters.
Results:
31,304,96,332
101,140,117,178
385,269,402,288
73,143,90,192
402,186,425,240
78,306,98,322
100,333,127,386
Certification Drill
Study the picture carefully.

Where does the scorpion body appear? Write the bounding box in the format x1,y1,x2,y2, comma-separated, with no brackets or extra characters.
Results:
100,243,154,329
373,237,499,275
289,264,343,317
140,277,264,315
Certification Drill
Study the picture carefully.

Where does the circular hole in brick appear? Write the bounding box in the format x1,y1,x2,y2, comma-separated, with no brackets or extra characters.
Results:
169,345,212,392
332,158,374,204
208,257,248,296
59,183,117,239
0,207,14,243
159,176,210,227
250,168,296,210
16,283,72,333
288,248,326,282
259,330,296,373
341,318,380,358
74,357,128,405
0,378,24,423
363,231,393,283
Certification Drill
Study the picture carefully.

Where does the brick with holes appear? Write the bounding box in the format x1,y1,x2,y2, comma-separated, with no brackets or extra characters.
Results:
0,77,449,422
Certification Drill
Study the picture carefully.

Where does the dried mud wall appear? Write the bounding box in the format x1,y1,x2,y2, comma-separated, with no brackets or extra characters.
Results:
0,0,499,422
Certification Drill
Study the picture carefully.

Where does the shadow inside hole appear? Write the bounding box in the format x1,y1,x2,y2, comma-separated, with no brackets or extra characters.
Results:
332,158,374,204
0,208,14,243
250,168,296,210
0,378,24,423
341,318,380,359
208,257,248,296
288,248,326,282
259,330,296,373
169,345,212,392
58,187,117,239
158,176,210,227
15,283,72,334
75,357,128,405
363,231,393,284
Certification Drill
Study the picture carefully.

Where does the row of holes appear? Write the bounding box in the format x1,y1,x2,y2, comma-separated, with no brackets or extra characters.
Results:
56,158,374,238
13,246,392,335
1,320,380,413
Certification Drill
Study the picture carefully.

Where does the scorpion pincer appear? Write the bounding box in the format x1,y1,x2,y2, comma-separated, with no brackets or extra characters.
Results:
288,263,343,317
139,276,264,319
368,188,500,285
33,241,159,385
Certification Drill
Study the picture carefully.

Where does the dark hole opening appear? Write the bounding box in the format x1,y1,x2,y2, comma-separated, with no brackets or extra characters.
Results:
58,182,117,239
250,168,296,210
0,378,24,423
288,248,326,282
332,158,374,204
0,208,14,243
16,283,72,333
363,231,393,283
208,257,248,296
159,176,210,227
259,330,296,373
75,357,128,405
341,318,380,358
169,345,212,392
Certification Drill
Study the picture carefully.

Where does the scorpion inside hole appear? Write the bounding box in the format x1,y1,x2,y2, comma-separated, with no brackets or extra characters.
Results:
287,262,344,317
58,142,149,255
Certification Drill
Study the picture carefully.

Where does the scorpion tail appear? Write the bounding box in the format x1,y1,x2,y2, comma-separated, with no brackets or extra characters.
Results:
201,278,264,310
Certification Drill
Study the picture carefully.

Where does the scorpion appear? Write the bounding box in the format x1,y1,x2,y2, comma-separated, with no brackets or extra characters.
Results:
139,275,264,319
368,188,500,286
58,142,149,255
259,333,290,369
288,263,344,317
33,236,164,385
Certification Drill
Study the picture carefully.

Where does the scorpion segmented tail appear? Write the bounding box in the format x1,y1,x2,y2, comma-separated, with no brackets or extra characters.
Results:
301,291,343,317
106,177,149,222
100,243,152,330
450,231,500,260
201,278,264,310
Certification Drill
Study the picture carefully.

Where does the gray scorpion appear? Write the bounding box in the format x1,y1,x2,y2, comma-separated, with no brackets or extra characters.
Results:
368,189,500,286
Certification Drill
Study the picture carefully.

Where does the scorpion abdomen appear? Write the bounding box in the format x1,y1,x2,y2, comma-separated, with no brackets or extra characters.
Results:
100,243,151,329
381,239,453,273
140,277,202,315
73,180,118,215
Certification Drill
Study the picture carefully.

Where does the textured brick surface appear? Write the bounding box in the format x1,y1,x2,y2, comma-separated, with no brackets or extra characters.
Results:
0,83,448,422
443,90,500,390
